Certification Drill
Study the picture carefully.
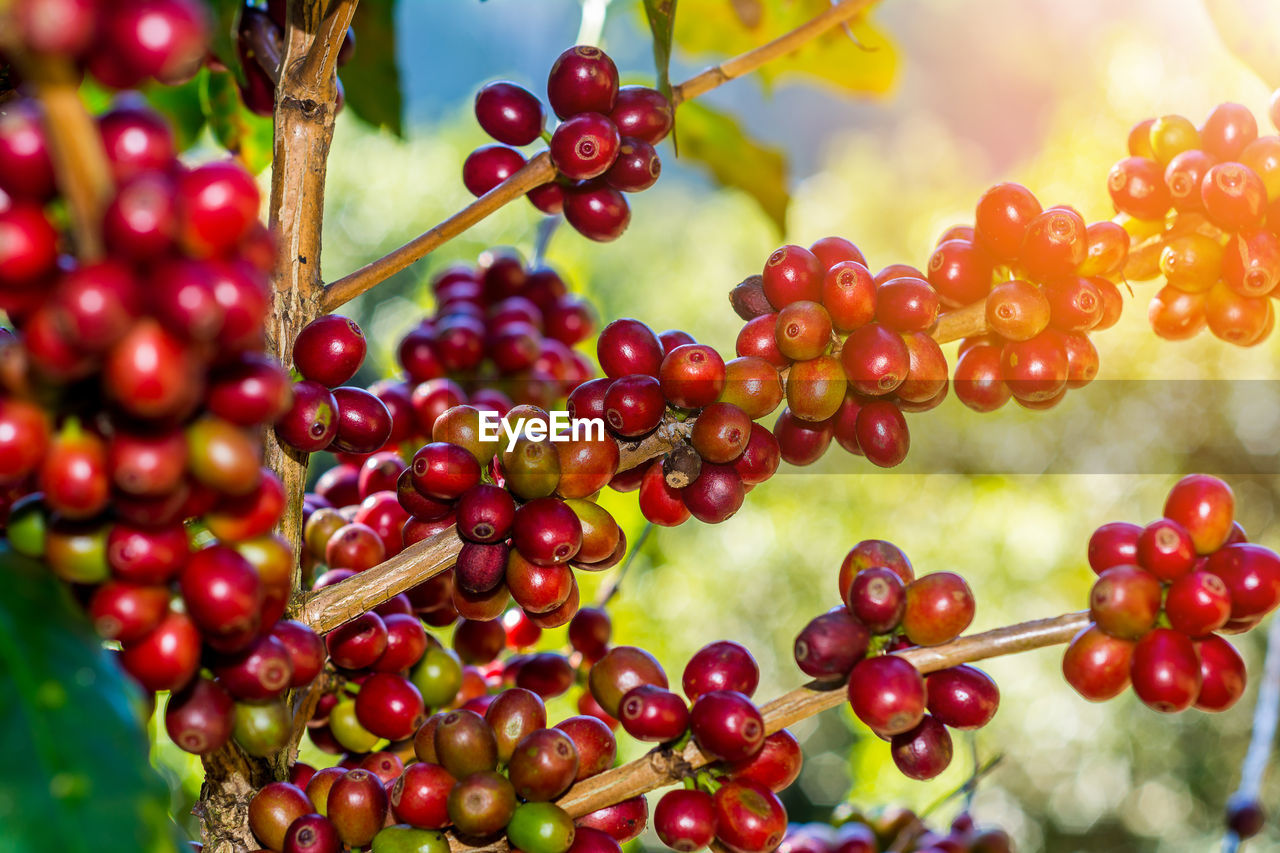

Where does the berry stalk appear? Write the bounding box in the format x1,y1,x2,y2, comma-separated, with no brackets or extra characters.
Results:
444,610,1090,853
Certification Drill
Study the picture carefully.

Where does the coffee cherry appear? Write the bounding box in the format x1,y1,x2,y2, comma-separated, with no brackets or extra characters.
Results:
598,318,664,378
604,374,665,437
551,113,621,181
1223,229,1280,296
681,641,760,703
1226,794,1266,840
604,138,660,192
822,261,876,332
985,280,1049,341
1088,522,1143,575
638,458,691,526
889,715,952,780
609,86,673,144
794,609,870,681
1149,285,1206,340
925,664,999,730
327,769,389,848
712,781,785,853
1162,474,1235,555
505,727,579,802
326,612,388,670
1089,564,1162,640
1201,162,1266,231
98,103,175,183
1107,156,1171,220
212,634,293,701
547,46,619,119
840,324,906,396
589,645,668,717
176,160,259,256
475,81,543,146
618,685,689,742
854,401,909,469
552,716,615,782
1195,634,1247,712
950,341,1007,412
411,442,481,501
1136,518,1196,581
772,408,833,466
654,790,716,852
682,462,745,524
876,277,939,333
1206,282,1272,345
847,566,906,633
0,202,58,288
180,545,263,644
463,144,526,196
443,770,515,837
1019,207,1088,281
660,344,726,408
507,802,576,853
775,301,832,362
389,762,455,831
457,484,515,544
1000,331,1068,403
512,497,582,566
276,381,339,452
733,423,781,486
689,690,764,762
691,403,752,464
250,782,313,852
564,180,631,241
847,655,925,737
165,677,234,755
1062,624,1134,701
762,245,822,308
1131,628,1201,713
324,522,385,571
355,673,425,741
1205,544,1280,620
330,387,392,454
927,239,994,307
294,315,366,387
1165,571,1232,637
975,182,1042,259
902,572,974,646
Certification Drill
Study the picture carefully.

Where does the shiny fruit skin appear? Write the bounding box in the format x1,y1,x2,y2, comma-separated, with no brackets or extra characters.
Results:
1062,624,1134,701
589,645,668,718
793,609,870,682
1088,564,1162,640
654,789,716,852
924,665,999,729
1130,628,1201,713
1194,634,1247,712
683,640,760,700
1165,570,1232,637
889,715,953,780
328,769,390,848
847,655,925,737
1163,474,1235,554
712,780,786,853
902,572,974,646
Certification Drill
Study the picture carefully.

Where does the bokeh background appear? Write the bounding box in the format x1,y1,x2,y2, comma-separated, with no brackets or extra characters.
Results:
163,1,1280,849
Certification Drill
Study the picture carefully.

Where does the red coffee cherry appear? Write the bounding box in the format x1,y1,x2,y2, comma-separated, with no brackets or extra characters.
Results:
775,301,833,362
1163,474,1235,554
847,655,925,737
846,566,906,633
463,144,526,196
1165,570,1232,637
953,343,1011,413
609,86,673,144
618,685,690,742
475,81,544,146
902,572,975,646
660,344,726,408
176,159,259,256
638,458,691,527
1136,518,1196,581
683,640,760,700
589,645,668,718
513,497,583,566
1201,162,1266,231
1019,207,1088,281
1062,623,1134,702
889,715,953,780
655,789,716,852
926,238,994,307
1088,522,1143,575
689,690,765,762
925,664,999,729
1130,627,1201,713
999,331,1068,403
723,729,802,793
809,235,867,269
712,781,786,853
875,276,939,333
1205,543,1280,621
605,138,661,192
841,323,909,397
547,45,619,119
604,374,665,437
772,408,833,466
974,182,1042,259
1107,156,1171,220
821,261,876,332
294,315,366,388
854,400,910,469
1195,634,1248,712
681,462,745,524
794,609,870,682
762,245,822,308
563,181,631,241
550,112,621,181
1089,564,1162,640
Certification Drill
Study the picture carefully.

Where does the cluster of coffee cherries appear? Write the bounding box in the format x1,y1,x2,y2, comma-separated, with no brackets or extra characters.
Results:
579,317,782,528
236,0,355,117
1064,474,1280,713
1109,100,1280,345
0,92,319,757
591,641,798,853
396,252,596,412
793,541,996,781
936,184,1126,413
732,236,946,469
273,314,400,457
465,45,673,241
782,809,1013,853
9,0,208,89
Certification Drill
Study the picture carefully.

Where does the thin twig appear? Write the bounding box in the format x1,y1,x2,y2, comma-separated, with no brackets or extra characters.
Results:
321,153,556,311
449,611,1090,853
1222,614,1280,853
595,522,654,607
19,54,113,259
671,0,881,104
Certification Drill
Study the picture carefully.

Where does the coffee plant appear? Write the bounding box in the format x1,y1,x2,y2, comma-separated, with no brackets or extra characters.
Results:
0,1,1278,852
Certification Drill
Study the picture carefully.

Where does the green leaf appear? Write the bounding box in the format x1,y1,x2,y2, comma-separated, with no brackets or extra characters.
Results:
202,0,244,84
341,0,403,136
673,0,897,96
0,546,181,853
675,101,788,233
144,70,212,153
642,0,678,98
201,70,274,174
